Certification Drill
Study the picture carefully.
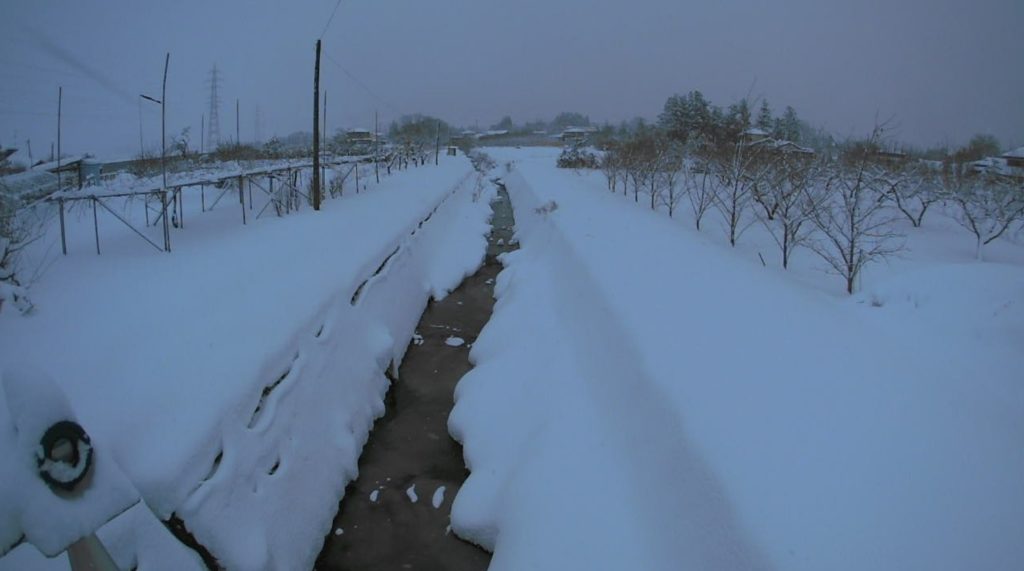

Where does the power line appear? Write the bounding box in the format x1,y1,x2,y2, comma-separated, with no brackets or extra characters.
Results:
319,0,344,39
323,52,404,117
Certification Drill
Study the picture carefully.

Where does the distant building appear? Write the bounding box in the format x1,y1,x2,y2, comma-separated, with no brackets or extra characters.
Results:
345,129,375,145
740,127,771,145
450,130,478,146
743,132,814,156
559,127,590,144
479,130,510,139
30,155,100,189
874,149,909,164
971,150,1024,180
1001,146,1024,169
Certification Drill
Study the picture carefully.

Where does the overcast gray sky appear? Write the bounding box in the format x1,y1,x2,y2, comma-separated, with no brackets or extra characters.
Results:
1,0,1021,159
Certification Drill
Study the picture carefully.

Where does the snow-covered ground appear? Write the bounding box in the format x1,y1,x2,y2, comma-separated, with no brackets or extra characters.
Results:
1,155,496,569
449,147,1024,570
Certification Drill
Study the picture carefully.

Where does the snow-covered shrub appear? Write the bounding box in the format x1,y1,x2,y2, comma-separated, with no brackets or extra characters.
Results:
557,144,599,169
0,192,34,314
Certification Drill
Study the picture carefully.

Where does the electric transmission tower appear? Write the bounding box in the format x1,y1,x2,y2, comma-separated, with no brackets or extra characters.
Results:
206,64,222,148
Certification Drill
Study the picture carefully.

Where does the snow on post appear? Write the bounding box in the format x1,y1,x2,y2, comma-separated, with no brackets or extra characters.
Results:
0,364,137,558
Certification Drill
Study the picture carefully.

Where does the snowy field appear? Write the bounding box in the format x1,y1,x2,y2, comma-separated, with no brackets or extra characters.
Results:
1,155,496,569
449,147,1024,570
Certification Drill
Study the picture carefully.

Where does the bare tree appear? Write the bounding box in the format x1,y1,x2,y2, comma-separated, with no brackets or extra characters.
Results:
808,131,903,294
881,159,940,227
708,140,774,246
683,158,715,230
946,166,1024,260
624,135,656,204
600,143,623,193
759,152,821,268
658,143,686,218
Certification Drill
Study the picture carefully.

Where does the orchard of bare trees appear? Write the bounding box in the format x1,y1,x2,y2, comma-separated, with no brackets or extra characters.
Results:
588,92,1024,294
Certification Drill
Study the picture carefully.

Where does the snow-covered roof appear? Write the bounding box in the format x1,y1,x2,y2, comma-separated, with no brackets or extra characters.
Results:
773,140,815,154
1001,146,1024,159
743,127,770,136
0,169,59,199
482,129,509,137
30,155,93,172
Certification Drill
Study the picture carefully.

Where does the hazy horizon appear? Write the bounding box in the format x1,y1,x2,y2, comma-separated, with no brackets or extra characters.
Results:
2,0,1022,160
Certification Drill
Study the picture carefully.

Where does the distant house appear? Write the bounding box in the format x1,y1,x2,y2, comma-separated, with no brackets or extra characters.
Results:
345,129,375,146
450,130,479,146
740,127,771,145
30,155,101,189
771,140,815,155
559,127,590,144
1001,147,1024,169
479,129,510,139
743,132,814,156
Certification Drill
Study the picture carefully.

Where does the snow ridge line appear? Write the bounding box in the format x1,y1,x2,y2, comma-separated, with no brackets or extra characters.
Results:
350,170,477,306
498,171,768,568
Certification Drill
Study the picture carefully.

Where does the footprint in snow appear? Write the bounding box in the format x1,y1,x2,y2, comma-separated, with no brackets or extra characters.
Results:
432,486,446,509
444,336,465,347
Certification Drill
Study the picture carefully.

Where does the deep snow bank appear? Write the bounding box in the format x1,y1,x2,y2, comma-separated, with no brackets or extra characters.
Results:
1,157,496,569
450,151,1024,570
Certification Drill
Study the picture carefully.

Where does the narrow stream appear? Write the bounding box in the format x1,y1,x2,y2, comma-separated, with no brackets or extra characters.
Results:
314,184,516,570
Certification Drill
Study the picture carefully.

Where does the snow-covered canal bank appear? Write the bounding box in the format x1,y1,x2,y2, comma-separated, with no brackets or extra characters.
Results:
315,184,513,570
449,148,1024,570
1,155,496,569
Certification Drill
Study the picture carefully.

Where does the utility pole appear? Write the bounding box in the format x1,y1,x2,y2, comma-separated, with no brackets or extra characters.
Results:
374,110,380,183
161,53,169,192
138,98,144,156
56,86,62,190
322,90,327,187
312,39,321,211
26,139,32,166
435,120,440,166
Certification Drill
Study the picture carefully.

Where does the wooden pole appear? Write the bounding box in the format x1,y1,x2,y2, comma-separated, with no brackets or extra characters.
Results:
323,90,327,192
374,110,380,183
239,175,247,224
161,53,169,192
138,98,144,156
59,198,67,255
162,190,171,252
92,198,100,255
312,39,322,210
435,121,440,166
57,87,62,190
